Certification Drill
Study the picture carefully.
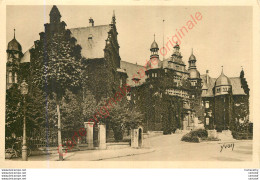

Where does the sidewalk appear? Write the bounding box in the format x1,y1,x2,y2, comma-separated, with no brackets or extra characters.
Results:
66,147,155,161
6,147,155,161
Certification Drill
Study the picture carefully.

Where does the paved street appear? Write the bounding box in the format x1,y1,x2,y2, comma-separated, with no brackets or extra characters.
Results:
103,134,253,161
6,134,252,161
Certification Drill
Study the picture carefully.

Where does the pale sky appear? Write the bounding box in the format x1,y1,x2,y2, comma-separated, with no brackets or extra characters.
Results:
6,6,252,89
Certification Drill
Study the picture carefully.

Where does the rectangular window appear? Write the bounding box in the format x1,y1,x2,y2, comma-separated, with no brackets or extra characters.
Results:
120,79,122,87
14,73,17,83
205,101,209,108
206,118,209,125
8,72,12,83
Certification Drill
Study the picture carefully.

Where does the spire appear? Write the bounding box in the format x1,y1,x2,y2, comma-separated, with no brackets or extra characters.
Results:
221,66,224,74
13,28,16,39
240,66,245,78
50,5,61,23
112,10,116,24
188,48,196,65
150,34,159,53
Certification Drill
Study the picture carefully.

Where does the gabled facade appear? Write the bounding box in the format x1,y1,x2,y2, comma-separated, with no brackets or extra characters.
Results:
124,38,197,133
11,6,127,102
122,36,250,133
201,68,250,131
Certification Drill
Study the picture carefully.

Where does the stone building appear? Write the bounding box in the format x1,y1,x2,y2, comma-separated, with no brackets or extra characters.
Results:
6,5,128,143
123,38,199,133
201,68,250,131
6,5,250,134
7,6,128,102
122,37,250,133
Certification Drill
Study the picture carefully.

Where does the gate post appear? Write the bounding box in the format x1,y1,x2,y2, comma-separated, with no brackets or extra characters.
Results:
98,124,106,150
131,129,138,148
84,122,94,149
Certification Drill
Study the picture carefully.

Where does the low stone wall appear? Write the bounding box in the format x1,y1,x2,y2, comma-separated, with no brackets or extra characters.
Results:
106,142,130,150
143,131,163,139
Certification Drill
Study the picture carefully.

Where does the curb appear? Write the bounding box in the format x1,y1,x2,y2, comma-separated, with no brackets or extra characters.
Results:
94,149,156,161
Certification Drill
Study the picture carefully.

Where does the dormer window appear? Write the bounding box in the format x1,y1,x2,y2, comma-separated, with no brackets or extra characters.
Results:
88,34,93,40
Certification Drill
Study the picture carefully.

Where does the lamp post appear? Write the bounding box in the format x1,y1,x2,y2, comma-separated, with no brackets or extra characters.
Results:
20,80,28,161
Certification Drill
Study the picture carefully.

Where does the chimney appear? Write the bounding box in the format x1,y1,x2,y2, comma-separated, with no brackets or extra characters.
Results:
89,17,94,27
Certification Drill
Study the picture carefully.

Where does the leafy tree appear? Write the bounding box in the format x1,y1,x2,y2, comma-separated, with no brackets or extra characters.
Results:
82,90,97,122
60,90,84,140
106,101,144,141
5,84,23,138
30,20,82,160
5,85,46,145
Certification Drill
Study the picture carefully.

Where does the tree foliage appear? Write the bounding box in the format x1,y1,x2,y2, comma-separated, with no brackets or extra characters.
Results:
106,101,144,141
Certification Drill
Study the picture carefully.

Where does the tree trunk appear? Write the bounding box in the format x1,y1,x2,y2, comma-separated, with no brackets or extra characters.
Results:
56,98,63,161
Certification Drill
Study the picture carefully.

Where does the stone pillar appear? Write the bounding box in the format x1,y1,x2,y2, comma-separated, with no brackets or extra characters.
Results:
98,124,106,150
194,117,199,128
131,129,138,148
84,122,94,149
207,129,217,138
183,121,188,130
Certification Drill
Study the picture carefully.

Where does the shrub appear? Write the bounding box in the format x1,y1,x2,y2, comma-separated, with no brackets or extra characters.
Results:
200,136,220,141
232,131,253,140
190,129,208,138
181,129,208,143
181,133,200,143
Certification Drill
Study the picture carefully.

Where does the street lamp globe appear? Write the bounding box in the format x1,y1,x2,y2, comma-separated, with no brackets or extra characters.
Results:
20,80,28,95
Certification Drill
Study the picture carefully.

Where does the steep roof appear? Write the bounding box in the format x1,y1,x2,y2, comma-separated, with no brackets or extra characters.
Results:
230,77,247,95
201,75,216,97
70,25,110,59
20,45,34,63
20,25,111,63
201,74,246,97
120,61,146,86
